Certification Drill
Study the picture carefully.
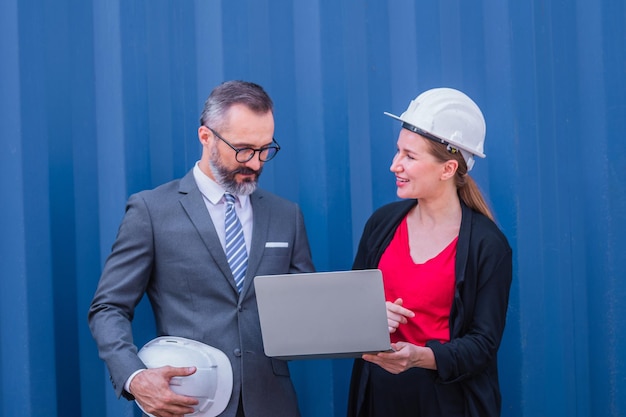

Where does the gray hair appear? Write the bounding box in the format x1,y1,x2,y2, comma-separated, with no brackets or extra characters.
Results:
199,80,274,129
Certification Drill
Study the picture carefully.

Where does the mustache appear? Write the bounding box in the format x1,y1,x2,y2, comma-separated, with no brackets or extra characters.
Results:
233,167,260,176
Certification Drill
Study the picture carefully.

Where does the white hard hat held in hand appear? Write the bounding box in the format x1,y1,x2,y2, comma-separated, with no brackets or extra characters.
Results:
137,336,233,417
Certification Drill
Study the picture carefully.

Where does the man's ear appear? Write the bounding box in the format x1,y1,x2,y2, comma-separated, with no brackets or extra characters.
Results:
198,125,212,145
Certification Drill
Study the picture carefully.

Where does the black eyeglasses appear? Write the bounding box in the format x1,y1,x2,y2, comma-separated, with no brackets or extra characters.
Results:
207,127,280,163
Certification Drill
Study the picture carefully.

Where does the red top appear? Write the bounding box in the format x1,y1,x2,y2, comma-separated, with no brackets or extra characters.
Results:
378,216,457,346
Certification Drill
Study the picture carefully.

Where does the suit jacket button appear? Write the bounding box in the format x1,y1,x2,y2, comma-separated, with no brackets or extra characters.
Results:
234,348,242,357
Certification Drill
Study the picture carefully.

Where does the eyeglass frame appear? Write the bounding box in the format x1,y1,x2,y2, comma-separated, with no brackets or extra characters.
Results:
206,126,281,163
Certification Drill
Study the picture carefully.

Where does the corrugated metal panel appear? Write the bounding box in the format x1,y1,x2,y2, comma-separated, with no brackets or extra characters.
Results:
1,0,625,416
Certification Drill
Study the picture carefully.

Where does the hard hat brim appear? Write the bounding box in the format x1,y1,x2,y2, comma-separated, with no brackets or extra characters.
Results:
383,111,404,123
383,111,486,159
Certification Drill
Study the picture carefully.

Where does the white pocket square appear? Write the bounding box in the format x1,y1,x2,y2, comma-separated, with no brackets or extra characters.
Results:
265,242,289,248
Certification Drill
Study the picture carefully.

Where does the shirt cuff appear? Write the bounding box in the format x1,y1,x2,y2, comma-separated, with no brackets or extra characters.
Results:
125,369,146,394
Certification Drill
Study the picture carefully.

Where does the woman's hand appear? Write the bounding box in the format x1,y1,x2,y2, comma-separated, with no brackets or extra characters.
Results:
362,342,437,374
386,298,415,333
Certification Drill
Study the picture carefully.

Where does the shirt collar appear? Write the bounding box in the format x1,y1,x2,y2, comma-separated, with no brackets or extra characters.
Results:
192,162,250,208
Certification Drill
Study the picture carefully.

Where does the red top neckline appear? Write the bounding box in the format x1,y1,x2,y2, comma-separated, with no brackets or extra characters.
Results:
378,216,457,345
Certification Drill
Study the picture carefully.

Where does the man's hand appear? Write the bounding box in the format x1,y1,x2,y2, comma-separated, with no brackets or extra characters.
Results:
130,366,199,417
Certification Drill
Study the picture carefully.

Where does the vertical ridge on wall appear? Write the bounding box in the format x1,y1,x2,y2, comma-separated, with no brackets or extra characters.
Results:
508,1,543,414
8,1,60,416
120,1,152,195
535,3,577,415
145,2,175,186
195,0,224,108
170,2,201,177
481,0,522,413
387,0,418,103
365,1,396,210
93,0,127,258
320,0,353,272
343,0,374,248
292,1,329,268
0,0,29,414
266,1,298,201
92,1,129,416
551,2,592,416
70,0,106,415
573,3,604,417
44,0,82,415
588,0,626,415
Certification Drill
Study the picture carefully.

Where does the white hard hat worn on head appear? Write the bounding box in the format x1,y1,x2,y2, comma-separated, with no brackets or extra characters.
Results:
136,336,233,417
384,87,486,171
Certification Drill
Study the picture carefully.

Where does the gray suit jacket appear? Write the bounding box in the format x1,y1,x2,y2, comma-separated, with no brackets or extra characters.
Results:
88,169,315,417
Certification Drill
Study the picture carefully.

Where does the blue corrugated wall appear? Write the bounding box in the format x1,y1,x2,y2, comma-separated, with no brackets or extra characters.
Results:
1,0,625,416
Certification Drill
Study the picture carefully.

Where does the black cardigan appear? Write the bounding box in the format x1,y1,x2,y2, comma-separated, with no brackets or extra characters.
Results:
348,199,513,417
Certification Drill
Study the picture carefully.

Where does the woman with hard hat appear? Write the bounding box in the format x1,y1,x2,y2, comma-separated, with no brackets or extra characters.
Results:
346,88,512,417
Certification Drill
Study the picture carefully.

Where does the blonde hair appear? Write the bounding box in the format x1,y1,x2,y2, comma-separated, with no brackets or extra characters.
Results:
425,140,495,222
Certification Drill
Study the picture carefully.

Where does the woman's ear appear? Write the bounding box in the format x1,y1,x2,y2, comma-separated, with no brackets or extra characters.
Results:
441,159,459,181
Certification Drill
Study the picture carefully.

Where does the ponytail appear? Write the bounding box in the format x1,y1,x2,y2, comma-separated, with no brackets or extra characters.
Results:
457,175,494,222
425,139,495,222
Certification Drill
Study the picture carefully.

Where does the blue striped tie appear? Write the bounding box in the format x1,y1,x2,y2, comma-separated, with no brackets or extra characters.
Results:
224,193,247,292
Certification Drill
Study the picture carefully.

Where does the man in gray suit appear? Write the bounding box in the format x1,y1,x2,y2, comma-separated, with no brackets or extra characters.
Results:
88,80,315,417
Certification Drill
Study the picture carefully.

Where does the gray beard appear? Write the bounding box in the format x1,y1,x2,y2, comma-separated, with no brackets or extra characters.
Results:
209,150,261,196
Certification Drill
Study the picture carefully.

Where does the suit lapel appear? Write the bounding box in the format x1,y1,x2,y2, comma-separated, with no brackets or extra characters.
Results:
242,190,270,296
177,171,234,287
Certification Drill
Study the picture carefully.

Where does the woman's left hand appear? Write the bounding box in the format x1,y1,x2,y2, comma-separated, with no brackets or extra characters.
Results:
362,342,437,374
386,298,415,333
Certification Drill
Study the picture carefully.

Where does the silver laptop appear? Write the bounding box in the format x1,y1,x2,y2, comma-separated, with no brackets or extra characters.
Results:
254,269,392,360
